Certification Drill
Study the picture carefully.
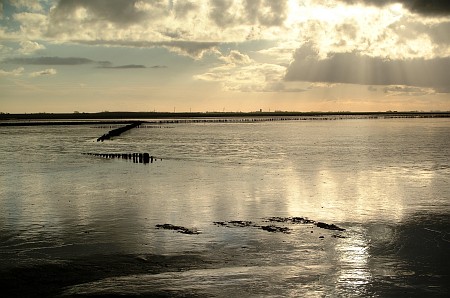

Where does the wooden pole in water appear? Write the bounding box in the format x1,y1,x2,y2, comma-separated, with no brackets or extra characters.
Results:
143,153,150,164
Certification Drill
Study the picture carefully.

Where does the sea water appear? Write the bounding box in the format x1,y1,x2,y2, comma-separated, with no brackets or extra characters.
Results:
0,118,449,297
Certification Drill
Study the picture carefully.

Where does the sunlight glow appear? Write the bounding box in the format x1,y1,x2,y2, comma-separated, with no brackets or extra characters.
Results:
336,228,372,295
390,3,404,14
284,1,413,59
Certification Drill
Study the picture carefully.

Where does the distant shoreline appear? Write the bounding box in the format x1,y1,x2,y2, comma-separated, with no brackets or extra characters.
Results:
0,111,449,126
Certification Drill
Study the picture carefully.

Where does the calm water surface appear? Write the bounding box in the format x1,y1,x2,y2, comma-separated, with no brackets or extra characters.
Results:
0,118,449,297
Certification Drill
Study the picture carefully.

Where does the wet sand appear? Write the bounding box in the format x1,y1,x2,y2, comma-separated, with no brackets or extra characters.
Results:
1,215,449,297
0,253,217,297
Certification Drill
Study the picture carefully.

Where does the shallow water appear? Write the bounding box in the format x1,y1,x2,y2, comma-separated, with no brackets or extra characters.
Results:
0,118,449,297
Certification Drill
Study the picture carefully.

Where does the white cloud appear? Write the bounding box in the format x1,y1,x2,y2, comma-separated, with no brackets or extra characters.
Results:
294,3,445,60
29,68,57,77
257,40,300,64
219,50,253,65
19,40,46,54
0,67,24,76
195,59,287,92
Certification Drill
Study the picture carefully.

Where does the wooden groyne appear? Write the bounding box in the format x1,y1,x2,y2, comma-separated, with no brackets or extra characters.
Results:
84,152,159,164
97,121,142,142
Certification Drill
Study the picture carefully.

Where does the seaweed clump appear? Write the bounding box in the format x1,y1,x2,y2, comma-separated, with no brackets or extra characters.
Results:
315,222,345,231
265,217,315,224
213,221,291,234
260,225,291,234
155,224,200,235
265,217,345,231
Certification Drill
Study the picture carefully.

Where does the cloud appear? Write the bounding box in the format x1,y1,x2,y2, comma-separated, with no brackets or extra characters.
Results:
29,68,57,77
2,55,153,70
219,50,253,65
209,0,288,28
99,64,146,69
428,22,450,45
244,0,288,27
43,0,290,49
382,85,435,96
285,43,450,92
195,59,288,92
13,12,48,39
19,40,46,54
172,1,199,19
208,0,236,28
2,0,448,66
3,56,94,65
45,0,172,43
0,43,13,57
338,0,450,16
76,40,220,59
391,18,450,49
295,10,445,60
0,67,24,76
48,0,160,26
159,41,220,58
257,41,301,64
10,0,44,12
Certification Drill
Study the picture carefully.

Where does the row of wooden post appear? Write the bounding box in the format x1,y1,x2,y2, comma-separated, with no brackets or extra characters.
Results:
84,152,160,164
97,121,143,142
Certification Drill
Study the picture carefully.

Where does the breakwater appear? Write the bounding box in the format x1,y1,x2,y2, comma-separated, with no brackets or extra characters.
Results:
96,121,142,142
84,153,159,164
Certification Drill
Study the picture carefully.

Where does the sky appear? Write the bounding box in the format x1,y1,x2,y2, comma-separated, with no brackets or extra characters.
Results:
0,0,449,113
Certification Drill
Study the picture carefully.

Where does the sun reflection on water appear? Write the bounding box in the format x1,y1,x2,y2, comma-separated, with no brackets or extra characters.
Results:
335,227,373,296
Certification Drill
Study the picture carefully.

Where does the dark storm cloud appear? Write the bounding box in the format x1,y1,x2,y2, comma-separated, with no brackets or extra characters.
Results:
339,0,450,16
3,56,94,65
285,43,450,92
